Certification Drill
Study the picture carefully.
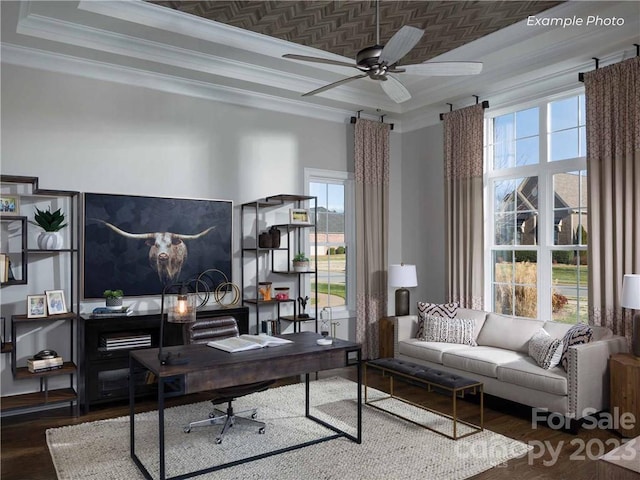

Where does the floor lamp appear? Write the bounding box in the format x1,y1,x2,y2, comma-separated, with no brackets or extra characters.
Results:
621,274,640,357
389,264,417,316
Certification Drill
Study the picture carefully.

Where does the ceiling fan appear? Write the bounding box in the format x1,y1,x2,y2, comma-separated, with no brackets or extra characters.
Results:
282,2,483,103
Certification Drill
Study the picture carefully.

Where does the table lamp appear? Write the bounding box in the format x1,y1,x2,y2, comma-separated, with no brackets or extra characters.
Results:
158,282,198,365
621,273,640,357
389,264,418,316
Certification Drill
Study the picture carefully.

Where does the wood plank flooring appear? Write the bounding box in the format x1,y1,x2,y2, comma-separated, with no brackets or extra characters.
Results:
1,368,629,480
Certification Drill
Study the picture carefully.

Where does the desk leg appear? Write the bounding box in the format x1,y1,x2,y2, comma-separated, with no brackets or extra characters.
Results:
357,350,362,444
129,356,135,460
305,373,310,417
158,377,166,480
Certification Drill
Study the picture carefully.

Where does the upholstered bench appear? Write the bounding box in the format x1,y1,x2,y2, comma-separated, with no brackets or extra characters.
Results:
365,357,484,439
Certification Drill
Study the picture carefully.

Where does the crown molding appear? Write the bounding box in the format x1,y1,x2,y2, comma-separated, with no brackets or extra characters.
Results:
1,43,384,126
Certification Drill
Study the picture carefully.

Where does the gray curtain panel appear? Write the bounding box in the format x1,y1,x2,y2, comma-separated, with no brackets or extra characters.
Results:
355,119,390,360
443,103,485,310
584,56,640,343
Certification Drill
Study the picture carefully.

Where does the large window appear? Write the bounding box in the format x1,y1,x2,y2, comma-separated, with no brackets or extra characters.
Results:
485,92,587,323
305,169,355,317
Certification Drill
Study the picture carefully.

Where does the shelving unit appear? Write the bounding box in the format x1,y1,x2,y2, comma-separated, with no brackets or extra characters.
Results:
0,175,80,415
241,194,318,335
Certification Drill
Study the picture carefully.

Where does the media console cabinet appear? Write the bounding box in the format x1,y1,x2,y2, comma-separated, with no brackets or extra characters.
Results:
78,305,248,413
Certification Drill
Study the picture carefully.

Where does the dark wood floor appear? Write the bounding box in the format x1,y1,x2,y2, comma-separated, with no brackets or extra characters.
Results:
1,368,626,480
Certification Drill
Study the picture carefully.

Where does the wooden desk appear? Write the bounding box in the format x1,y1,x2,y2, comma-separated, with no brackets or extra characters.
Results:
130,332,362,480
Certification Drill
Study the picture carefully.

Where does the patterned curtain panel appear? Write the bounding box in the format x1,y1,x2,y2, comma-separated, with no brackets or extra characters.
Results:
355,119,390,360
443,103,485,310
584,56,640,342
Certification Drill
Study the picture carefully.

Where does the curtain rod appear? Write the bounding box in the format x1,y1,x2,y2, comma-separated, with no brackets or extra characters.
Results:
578,44,639,82
350,110,394,130
439,98,489,121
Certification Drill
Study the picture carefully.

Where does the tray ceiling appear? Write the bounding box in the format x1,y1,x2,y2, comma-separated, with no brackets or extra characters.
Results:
150,1,563,65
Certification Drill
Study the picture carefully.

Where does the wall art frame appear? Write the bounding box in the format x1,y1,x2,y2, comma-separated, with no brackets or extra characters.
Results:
83,192,233,298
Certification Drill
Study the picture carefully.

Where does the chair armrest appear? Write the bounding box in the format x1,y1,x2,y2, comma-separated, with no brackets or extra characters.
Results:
566,336,629,419
392,315,418,357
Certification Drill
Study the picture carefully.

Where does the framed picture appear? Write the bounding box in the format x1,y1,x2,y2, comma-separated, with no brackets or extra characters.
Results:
45,290,67,315
83,193,233,298
27,294,48,318
290,208,311,225
0,196,20,215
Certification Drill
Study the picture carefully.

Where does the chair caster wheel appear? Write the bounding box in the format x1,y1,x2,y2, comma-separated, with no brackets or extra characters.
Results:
215,437,223,444
209,412,215,418
258,427,265,434
183,427,191,434
251,412,258,419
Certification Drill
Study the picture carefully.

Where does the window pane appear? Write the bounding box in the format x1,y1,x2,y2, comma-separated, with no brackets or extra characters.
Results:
550,97,578,131
494,114,514,143
579,126,586,156
493,250,537,317
493,142,514,170
551,250,588,323
550,129,579,161
516,176,538,210
579,94,586,126
495,213,516,245
327,184,344,211
516,137,539,166
310,182,327,209
516,107,539,138
516,211,537,245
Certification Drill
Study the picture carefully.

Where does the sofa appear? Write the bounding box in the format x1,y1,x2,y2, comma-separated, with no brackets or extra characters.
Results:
391,308,628,422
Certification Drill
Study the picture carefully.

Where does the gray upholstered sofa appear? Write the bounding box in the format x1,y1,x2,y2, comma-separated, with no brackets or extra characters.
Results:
392,309,628,422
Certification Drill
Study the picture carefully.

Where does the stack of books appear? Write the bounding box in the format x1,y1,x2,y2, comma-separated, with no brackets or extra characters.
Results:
28,356,63,373
92,306,133,317
261,319,281,336
100,332,151,351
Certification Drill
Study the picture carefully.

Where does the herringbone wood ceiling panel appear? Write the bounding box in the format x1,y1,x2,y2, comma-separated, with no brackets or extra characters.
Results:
150,1,562,64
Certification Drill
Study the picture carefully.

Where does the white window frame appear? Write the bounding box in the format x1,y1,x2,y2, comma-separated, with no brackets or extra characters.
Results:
483,88,587,320
304,168,355,320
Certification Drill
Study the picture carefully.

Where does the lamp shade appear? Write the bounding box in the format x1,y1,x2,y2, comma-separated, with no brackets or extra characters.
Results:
621,274,640,309
389,264,418,288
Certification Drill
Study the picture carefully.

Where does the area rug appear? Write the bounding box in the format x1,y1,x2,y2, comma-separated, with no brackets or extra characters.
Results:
47,377,531,480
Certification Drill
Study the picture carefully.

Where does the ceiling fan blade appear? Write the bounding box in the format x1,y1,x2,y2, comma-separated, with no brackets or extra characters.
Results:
401,62,483,76
380,74,411,103
283,54,356,69
302,74,367,97
379,26,424,66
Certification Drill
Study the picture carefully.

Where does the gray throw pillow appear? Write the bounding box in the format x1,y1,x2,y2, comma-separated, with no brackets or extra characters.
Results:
416,301,459,339
528,328,564,370
421,314,477,346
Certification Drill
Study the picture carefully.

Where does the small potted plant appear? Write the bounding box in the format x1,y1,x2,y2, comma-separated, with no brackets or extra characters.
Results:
30,207,67,250
103,289,124,309
292,252,310,272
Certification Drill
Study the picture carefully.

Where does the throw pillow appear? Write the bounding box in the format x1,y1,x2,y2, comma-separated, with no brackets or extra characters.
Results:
560,323,593,371
528,329,564,370
421,314,477,346
416,302,459,338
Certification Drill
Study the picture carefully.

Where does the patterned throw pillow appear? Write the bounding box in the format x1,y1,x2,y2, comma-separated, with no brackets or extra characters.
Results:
421,314,477,346
416,302,459,338
528,329,564,370
560,323,593,371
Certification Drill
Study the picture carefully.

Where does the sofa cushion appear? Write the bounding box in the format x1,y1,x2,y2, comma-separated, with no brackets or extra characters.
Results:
528,329,564,369
416,302,458,338
497,358,568,396
398,339,470,365
455,308,487,341
421,315,477,346
560,323,593,371
476,313,544,352
442,346,527,378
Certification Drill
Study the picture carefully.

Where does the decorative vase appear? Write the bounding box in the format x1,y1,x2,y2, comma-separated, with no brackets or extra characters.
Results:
37,231,63,250
106,297,123,309
269,226,281,248
258,232,272,248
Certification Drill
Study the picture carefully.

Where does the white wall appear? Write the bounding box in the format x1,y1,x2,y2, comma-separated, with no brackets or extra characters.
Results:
399,123,447,310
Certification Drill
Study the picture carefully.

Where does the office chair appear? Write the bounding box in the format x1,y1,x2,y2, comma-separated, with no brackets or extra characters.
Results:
182,316,273,444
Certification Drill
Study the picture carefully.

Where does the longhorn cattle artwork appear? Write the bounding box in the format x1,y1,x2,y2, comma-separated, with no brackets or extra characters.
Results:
84,193,232,298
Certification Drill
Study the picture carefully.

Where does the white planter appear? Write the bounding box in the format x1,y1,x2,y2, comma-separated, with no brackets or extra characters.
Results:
37,231,63,250
293,261,309,272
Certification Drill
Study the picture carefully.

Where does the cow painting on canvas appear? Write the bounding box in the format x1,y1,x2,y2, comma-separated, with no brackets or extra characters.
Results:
83,193,232,298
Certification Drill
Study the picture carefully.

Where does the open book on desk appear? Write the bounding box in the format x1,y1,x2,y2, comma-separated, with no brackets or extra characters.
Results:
207,334,293,353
